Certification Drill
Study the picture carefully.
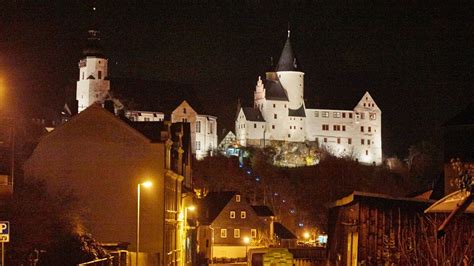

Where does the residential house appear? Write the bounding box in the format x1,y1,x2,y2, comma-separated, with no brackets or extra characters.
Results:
196,192,270,261
23,104,193,265
171,100,218,160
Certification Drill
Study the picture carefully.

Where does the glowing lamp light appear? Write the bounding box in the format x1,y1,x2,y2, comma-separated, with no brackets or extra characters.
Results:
141,181,152,188
243,236,250,244
303,232,310,239
187,205,196,212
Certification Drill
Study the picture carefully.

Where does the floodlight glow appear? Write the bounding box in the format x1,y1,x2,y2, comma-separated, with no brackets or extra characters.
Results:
141,181,152,188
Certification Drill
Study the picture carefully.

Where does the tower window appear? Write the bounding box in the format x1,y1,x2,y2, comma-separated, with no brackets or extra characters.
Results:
98,71,102,79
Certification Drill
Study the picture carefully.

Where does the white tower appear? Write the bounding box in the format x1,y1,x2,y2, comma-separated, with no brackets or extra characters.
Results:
76,30,110,113
276,30,305,110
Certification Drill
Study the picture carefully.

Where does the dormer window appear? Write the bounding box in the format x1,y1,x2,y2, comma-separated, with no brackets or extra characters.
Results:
236,195,241,202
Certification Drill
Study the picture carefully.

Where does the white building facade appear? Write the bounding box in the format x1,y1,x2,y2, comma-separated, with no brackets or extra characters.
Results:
235,32,382,165
74,31,218,160
171,100,218,160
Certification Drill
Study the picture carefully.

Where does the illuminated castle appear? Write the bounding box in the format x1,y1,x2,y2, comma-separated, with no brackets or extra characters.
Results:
235,31,382,165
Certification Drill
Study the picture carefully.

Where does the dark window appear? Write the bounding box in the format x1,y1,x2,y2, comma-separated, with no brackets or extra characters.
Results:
98,71,102,79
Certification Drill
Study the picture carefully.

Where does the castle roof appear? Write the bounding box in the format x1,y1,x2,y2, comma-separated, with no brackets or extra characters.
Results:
275,31,301,72
265,79,289,101
242,107,265,122
288,105,306,117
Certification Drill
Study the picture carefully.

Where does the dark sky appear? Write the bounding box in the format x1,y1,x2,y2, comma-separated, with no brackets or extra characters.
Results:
0,1,472,157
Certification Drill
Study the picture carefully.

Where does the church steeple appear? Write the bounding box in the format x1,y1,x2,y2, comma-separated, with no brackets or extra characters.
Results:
275,29,300,72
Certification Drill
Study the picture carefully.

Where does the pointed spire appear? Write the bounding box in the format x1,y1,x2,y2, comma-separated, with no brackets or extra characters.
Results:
275,27,300,72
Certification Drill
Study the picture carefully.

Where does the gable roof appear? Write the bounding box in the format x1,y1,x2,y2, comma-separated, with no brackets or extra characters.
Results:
251,205,274,217
172,100,198,115
288,105,306,117
242,107,265,122
274,222,297,239
276,32,301,72
265,79,289,101
41,104,151,144
198,191,237,225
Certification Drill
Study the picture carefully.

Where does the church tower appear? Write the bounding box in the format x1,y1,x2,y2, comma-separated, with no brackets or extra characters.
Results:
76,30,110,113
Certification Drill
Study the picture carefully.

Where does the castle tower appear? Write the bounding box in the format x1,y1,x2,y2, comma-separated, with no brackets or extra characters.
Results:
76,30,110,113
275,30,305,110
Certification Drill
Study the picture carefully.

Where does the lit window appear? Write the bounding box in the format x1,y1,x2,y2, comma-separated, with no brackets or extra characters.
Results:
251,229,257,238
322,112,329,118
234,228,240,238
370,113,376,120
333,112,341,118
230,211,236,219
241,211,246,219
221,229,227,238
236,195,241,202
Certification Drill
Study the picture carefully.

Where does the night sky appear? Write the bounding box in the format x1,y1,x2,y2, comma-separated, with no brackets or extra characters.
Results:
1,1,472,157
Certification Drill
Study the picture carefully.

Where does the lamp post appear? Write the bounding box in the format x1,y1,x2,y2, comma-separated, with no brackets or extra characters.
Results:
137,181,152,266
243,236,250,261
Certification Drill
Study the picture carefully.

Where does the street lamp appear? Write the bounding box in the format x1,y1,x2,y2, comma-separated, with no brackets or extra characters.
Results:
243,236,250,261
137,181,152,266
